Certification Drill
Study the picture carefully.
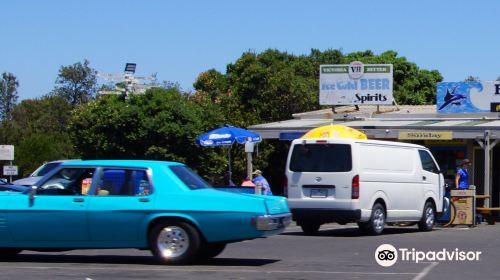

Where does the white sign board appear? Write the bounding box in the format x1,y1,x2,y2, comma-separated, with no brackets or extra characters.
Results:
0,145,14,161
3,165,18,176
319,62,393,105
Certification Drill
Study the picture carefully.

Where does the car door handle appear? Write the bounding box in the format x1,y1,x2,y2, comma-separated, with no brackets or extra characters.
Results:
139,198,150,202
73,198,85,202
422,176,427,181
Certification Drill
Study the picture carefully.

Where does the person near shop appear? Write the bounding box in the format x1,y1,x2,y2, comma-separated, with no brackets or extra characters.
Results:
455,158,471,189
252,170,273,195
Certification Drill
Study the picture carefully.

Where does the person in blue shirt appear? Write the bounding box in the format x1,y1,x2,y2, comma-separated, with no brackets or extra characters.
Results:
252,170,273,195
455,159,471,189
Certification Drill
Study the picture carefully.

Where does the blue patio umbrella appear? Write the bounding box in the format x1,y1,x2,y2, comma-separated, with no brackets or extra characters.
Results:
196,125,262,185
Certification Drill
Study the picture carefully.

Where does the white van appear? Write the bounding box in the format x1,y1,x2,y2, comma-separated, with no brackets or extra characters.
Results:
285,138,445,235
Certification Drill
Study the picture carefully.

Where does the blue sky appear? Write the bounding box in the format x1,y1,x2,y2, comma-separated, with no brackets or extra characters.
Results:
2,0,500,100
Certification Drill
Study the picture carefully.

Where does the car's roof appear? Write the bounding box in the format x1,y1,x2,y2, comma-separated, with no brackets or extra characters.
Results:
61,160,184,168
47,159,79,163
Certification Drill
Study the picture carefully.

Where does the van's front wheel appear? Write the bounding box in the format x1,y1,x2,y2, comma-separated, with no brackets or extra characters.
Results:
359,203,385,235
299,221,321,235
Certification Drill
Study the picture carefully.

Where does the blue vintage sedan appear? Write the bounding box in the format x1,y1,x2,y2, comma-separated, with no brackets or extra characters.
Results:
0,160,291,264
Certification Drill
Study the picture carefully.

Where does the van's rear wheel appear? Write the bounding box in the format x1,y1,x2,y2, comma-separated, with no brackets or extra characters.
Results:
418,202,435,231
299,221,321,235
359,203,385,235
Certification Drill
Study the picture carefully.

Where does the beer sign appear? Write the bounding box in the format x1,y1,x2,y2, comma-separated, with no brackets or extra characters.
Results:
319,61,393,105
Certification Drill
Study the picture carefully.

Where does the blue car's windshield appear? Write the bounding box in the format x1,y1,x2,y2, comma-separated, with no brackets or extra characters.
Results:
169,166,212,190
31,162,61,177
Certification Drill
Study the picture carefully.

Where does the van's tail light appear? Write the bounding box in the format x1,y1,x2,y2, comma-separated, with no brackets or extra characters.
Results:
283,175,288,197
351,175,359,199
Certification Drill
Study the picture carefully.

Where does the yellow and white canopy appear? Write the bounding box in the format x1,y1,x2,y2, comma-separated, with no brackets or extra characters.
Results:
300,124,367,140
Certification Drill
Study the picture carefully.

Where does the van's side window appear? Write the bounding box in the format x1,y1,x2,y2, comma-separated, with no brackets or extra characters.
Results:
418,150,439,173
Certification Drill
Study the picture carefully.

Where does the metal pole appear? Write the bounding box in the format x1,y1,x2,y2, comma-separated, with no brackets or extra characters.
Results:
484,131,491,208
246,152,253,180
227,145,232,185
244,141,255,181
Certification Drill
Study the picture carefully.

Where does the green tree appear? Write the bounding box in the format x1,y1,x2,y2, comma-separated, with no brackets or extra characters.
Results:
0,72,19,120
194,49,443,127
464,76,479,82
0,95,76,175
194,49,320,126
341,50,443,105
69,87,227,180
52,59,98,105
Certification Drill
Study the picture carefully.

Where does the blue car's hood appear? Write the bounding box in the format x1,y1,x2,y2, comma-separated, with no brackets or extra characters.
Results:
12,176,42,187
0,183,29,193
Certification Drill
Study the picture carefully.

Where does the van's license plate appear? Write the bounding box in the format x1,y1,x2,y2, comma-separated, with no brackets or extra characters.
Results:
310,189,327,198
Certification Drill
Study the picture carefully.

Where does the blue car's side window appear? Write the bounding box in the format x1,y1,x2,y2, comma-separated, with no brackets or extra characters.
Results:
95,168,151,196
169,165,212,190
38,168,95,195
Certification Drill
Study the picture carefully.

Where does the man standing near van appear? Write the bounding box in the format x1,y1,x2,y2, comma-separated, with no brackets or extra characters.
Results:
455,159,471,189
252,170,273,195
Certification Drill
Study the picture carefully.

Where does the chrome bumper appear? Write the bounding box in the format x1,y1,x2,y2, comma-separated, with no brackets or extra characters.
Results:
255,213,292,231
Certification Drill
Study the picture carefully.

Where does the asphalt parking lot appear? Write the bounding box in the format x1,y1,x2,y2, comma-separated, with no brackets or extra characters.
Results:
1,222,499,280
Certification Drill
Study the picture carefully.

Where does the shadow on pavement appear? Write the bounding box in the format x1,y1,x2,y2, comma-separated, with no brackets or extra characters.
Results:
195,258,278,266
282,226,422,237
5,253,278,267
7,253,158,265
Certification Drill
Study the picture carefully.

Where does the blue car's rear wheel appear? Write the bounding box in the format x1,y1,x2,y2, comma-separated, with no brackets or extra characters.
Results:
149,221,201,265
197,242,226,261
0,249,21,260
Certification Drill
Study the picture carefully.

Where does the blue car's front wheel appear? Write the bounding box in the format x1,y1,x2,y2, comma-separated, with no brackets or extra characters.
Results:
149,221,201,265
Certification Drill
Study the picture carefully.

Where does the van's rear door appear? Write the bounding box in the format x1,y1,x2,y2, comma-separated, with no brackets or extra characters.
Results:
287,141,353,208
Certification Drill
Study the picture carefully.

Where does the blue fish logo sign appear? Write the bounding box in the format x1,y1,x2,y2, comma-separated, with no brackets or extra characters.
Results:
436,82,484,113
438,86,466,110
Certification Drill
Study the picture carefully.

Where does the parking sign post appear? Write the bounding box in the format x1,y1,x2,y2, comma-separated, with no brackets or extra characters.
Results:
3,165,18,183
0,145,15,182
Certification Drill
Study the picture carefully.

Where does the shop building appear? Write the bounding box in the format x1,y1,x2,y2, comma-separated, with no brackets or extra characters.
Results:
249,104,500,207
